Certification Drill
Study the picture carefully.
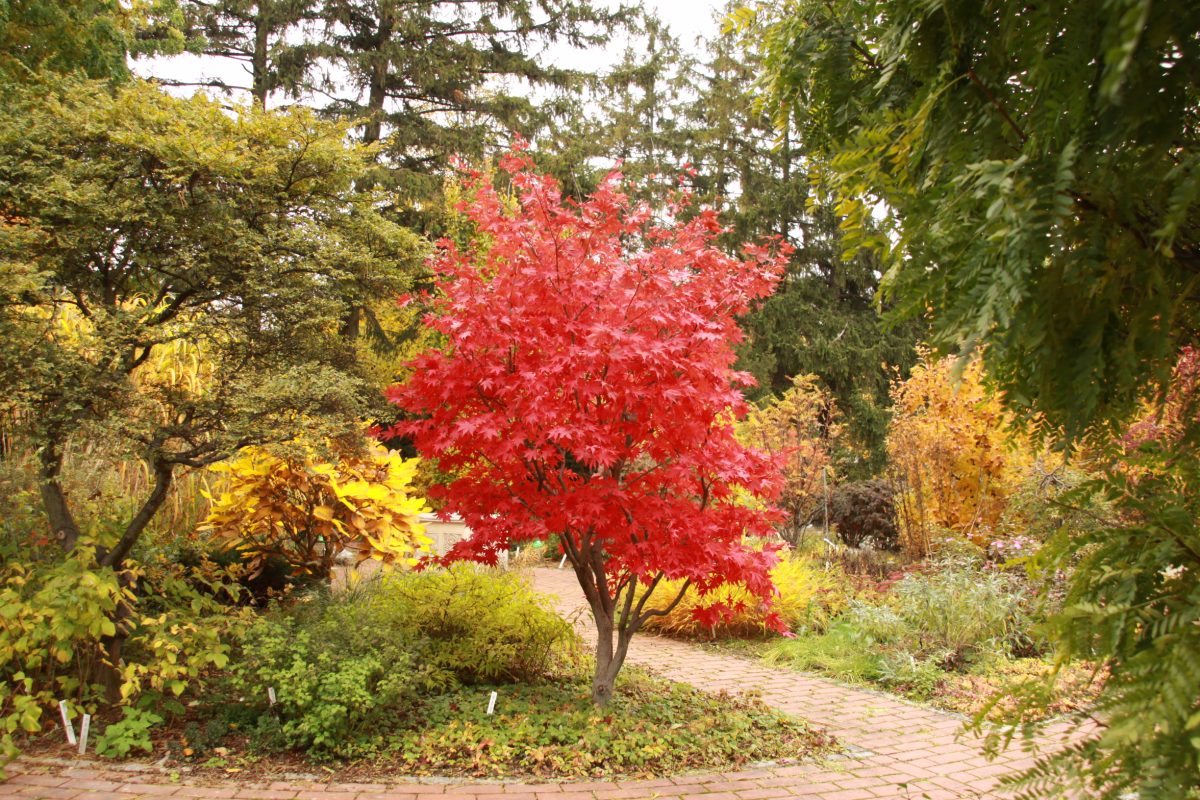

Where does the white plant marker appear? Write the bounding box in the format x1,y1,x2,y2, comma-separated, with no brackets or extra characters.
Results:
58,701,76,746
78,714,91,755
558,554,568,569
267,687,277,706
486,691,497,715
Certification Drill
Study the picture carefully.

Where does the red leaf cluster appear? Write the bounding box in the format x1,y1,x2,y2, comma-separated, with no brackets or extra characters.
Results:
388,150,792,624
1122,346,1200,450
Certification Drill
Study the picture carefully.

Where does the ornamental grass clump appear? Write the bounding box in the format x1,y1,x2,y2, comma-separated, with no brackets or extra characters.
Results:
889,560,1033,666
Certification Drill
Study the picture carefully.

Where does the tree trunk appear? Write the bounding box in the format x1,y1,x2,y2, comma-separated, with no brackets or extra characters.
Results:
591,609,615,705
100,571,134,703
35,413,178,699
362,0,394,145
47,455,175,699
40,430,82,551
562,531,633,707
589,605,634,707
338,305,362,339
100,459,174,569
252,10,270,107
560,530,689,707
96,461,175,697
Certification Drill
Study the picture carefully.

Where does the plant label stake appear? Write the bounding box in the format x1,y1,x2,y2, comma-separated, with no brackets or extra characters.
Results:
78,714,91,755
486,691,497,715
558,554,568,569
58,701,76,746
268,687,276,706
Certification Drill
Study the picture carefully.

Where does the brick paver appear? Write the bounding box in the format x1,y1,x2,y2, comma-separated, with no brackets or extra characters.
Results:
3,567,1083,800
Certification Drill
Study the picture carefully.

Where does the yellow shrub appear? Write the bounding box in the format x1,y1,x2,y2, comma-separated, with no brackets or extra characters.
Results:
886,350,1056,556
202,442,431,580
638,553,852,639
737,375,842,540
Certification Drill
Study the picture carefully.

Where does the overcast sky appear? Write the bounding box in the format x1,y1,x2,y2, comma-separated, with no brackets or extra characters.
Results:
645,0,727,48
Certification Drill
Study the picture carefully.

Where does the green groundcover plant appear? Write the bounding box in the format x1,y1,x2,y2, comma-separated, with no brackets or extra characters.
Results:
183,566,833,775
387,670,830,778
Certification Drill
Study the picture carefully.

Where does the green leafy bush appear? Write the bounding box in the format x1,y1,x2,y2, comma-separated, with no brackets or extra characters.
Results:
0,540,240,772
0,546,123,740
229,565,578,759
232,611,449,759
366,564,579,683
829,479,899,550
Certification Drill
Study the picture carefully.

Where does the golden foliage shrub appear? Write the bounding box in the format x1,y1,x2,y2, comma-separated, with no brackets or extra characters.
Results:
202,442,431,580
737,375,842,540
638,553,852,639
886,351,1049,556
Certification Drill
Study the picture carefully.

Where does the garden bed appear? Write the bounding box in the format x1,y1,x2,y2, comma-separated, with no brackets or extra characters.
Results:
20,669,834,781
11,565,835,782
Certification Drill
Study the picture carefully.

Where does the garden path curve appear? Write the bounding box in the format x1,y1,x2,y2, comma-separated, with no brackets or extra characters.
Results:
3,567,1082,800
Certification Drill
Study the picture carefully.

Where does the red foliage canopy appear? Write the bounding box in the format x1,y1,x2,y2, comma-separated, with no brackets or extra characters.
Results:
387,150,791,642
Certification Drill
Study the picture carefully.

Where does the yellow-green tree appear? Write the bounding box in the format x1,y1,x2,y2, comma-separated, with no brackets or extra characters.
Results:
0,76,422,702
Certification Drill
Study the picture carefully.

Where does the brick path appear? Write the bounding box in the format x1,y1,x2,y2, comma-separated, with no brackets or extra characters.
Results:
2,567,1080,800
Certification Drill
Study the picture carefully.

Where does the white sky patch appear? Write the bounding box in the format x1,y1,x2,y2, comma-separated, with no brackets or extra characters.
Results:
643,0,727,49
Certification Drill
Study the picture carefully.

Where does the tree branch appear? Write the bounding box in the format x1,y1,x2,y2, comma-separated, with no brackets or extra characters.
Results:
965,67,1027,145
100,459,174,569
634,575,692,630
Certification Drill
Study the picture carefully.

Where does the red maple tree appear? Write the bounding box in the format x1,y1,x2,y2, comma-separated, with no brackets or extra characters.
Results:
387,150,791,704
